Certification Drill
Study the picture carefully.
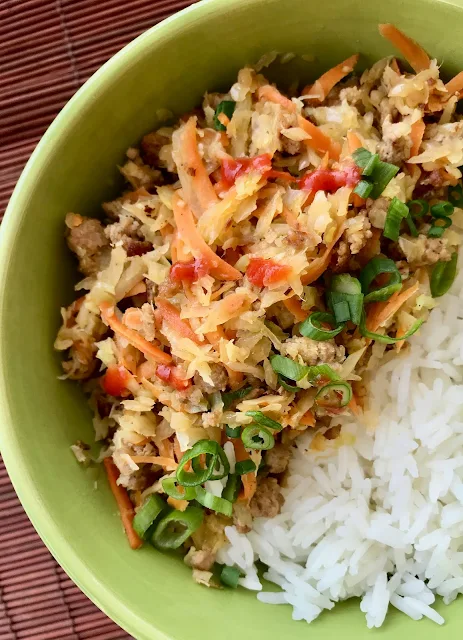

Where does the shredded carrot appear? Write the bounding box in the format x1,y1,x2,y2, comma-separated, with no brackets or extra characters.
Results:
445,71,463,97
297,115,341,160
320,151,330,169
366,282,420,333
155,297,203,345
347,130,363,152
103,458,142,550
171,231,192,263
100,303,172,364
130,455,178,470
158,438,175,460
181,117,219,214
409,118,425,159
395,322,408,353
301,223,346,285
379,24,430,73
257,84,296,111
390,57,401,74
123,308,144,330
300,410,316,427
159,223,174,239
172,193,241,281
302,54,359,101
348,395,362,416
232,438,257,503
283,297,308,322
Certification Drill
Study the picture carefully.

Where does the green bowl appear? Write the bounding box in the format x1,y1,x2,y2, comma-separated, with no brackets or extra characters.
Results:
2,0,463,637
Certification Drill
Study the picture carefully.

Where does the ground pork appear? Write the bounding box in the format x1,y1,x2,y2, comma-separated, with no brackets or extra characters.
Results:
281,136,302,155
233,501,253,533
194,363,228,393
120,148,163,189
265,443,291,474
344,213,372,254
331,239,350,273
378,135,411,165
140,130,172,167
65,213,109,276
105,215,142,246
399,233,452,266
250,477,284,518
281,336,345,366
366,197,390,229
138,303,156,342
184,547,216,572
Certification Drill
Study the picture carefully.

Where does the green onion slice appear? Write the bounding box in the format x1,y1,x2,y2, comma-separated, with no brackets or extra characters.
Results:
176,440,229,487
270,354,309,381
225,425,241,438
315,381,352,408
430,252,458,298
241,425,275,450
359,311,423,344
369,162,399,199
362,153,380,176
162,477,196,501
194,486,233,517
384,197,409,241
151,506,204,550
354,179,373,198
222,473,241,503
448,184,463,208
405,214,418,237
431,202,454,219
133,494,168,540
300,311,344,340
278,375,301,392
327,274,364,324
352,148,373,168
213,100,236,131
359,256,403,303
222,386,253,410
235,459,256,475
245,411,282,431
220,565,241,588
407,199,429,218
306,364,341,386
428,218,451,237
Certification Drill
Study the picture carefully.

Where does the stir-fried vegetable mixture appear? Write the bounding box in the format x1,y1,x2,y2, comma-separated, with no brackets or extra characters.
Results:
56,24,463,587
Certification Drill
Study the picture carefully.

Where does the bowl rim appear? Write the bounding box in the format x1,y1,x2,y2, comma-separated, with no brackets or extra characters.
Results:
0,0,247,637
3,0,463,637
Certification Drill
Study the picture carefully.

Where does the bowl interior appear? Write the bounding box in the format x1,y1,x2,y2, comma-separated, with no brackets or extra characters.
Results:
2,0,463,638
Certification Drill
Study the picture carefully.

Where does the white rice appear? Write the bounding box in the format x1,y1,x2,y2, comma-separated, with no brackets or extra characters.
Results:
217,262,463,627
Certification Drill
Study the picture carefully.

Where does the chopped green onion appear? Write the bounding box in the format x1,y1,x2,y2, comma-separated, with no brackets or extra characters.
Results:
430,252,458,298
428,217,451,237
222,386,252,410
176,440,229,487
278,375,301,392
332,300,350,322
384,197,409,241
315,381,352,408
151,506,204,550
245,411,282,431
241,425,275,450
431,202,454,218
220,565,241,588
213,100,235,131
306,364,341,385
235,459,256,475
133,494,168,540
359,311,423,344
162,477,196,501
352,148,373,168
194,486,233,517
354,179,373,198
405,214,418,237
362,153,380,176
407,199,429,218
448,184,463,208
327,274,364,324
269,354,309,381
369,162,399,199
359,256,403,303
300,311,345,340
352,148,399,199
222,473,241,503
225,425,241,438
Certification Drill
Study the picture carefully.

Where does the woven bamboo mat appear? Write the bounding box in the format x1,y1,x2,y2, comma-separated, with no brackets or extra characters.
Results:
0,1,197,638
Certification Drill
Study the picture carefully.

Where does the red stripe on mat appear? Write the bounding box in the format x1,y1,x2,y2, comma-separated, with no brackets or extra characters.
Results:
0,2,198,637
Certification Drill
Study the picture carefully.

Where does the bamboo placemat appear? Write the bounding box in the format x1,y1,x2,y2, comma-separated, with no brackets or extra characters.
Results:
0,1,197,638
